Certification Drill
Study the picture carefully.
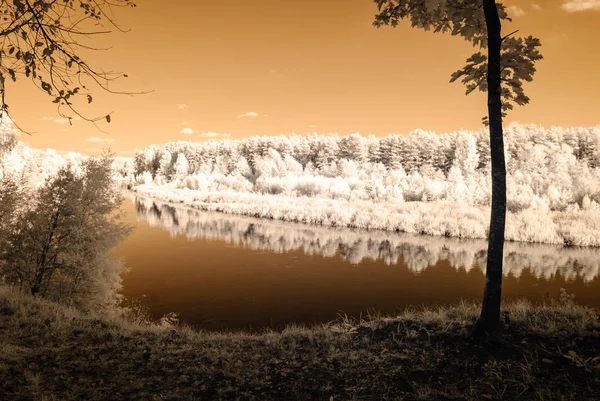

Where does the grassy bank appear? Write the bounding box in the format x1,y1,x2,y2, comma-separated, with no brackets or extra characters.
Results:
1,286,599,401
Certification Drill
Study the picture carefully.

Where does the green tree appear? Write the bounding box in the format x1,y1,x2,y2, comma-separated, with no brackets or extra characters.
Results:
0,157,130,310
373,0,542,334
0,0,136,127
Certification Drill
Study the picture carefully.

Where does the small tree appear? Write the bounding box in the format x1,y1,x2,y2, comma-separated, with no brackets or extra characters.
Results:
0,115,17,156
157,150,173,180
0,175,22,241
0,0,137,127
173,153,190,180
339,133,368,163
0,157,130,309
373,0,542,334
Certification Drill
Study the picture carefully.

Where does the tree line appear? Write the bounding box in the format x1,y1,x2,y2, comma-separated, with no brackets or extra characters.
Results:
128,125,600,213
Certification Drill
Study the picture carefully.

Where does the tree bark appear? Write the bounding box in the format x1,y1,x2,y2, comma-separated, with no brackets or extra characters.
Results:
474,0,506,335
31,210,61,296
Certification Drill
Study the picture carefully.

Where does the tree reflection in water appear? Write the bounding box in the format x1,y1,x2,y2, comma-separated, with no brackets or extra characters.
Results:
132,196,600,283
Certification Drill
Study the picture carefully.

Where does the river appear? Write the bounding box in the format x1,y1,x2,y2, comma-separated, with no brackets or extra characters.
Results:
113,195,600,331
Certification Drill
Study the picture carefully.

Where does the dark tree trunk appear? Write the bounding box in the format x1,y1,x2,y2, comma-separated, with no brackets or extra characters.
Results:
474,0,507,335
31,211,61,296
31,283,41,296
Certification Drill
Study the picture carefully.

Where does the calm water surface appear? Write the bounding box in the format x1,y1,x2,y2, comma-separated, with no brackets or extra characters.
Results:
113,196,600,331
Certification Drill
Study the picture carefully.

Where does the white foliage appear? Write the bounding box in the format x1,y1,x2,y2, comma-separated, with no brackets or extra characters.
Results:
133,196,600,281
5,123,597,247
173,153,189,179
154,130,594,244
123,125,600,231
453,131,479,175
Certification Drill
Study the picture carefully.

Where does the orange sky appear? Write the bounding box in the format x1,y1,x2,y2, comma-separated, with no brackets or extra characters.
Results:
8,0,600,156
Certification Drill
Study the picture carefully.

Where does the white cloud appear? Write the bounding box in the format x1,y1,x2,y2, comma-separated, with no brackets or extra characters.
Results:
562,0,600,11
180,127,196,135
507,120,523,128
531,4,542,10
507,5,526,16
200,132,232,138
237,112,259,118
42,115,82,124
86,136,115,144
177,104,189,110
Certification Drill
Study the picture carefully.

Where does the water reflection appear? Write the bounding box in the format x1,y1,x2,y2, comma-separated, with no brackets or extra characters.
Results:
133,196,600,283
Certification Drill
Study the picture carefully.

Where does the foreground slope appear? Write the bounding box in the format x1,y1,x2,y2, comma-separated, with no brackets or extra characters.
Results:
1,286,599,400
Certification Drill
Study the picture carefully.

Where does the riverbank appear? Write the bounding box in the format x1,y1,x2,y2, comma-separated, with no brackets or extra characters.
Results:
131,184,600,247
1,286,599,400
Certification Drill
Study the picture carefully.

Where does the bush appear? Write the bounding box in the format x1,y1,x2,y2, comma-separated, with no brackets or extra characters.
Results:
0,157,130,310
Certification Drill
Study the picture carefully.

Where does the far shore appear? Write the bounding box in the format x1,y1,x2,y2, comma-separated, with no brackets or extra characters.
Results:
130,184,600,248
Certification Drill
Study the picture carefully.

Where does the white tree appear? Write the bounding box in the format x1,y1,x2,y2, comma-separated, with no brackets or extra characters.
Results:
234,156,253,180
380,135,403,170
173,153,190,180
0,115,17,156
453,131,479,175
312,135,340,168
366,135,382,164
339,133,367,164
157,150,173,180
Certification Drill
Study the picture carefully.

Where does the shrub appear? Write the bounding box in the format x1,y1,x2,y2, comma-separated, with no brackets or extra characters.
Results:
0,158,130,310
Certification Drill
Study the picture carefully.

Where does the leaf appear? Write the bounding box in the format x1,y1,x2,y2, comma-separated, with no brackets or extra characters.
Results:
106,114,111,123
41,81,52,93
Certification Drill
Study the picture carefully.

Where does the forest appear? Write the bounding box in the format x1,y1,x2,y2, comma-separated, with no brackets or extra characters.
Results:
4,121,600,247
122,124,600,246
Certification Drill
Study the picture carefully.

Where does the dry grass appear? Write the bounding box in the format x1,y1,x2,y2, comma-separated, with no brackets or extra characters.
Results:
1,286,599,400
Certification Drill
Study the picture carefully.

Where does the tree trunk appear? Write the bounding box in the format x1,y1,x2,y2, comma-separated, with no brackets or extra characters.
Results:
31,211,61,296
31,270,44,295
474,0,507,335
